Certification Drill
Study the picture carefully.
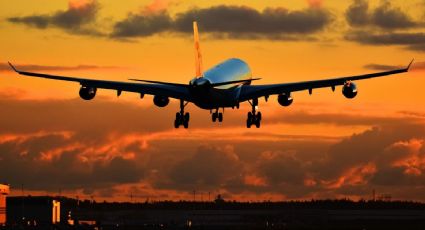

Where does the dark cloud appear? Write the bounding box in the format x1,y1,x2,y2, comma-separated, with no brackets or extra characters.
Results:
345,0,417,30
7,0,101,36
365,61,425,71
8,2,332,40
111,12,172,38
111,5,333,40
257,151,305,186
345,31,425,51
364,64,404,71
0,134,144,191
174,6,332,34
0,62,119,72
0,92,425,200
346,31,425,45
344,1,425,51
154,145,243,191
346,0,370,27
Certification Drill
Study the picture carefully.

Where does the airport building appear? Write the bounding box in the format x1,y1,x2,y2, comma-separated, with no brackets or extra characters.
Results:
0,184,9,226
6,196,60,226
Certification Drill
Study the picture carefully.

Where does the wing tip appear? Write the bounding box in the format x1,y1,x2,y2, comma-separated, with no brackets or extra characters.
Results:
8,62,18,72
407,58,414,71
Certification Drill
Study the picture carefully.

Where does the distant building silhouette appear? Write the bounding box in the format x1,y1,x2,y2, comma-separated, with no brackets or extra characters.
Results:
214,194,225,204
0,184,9,226
7,196,60,226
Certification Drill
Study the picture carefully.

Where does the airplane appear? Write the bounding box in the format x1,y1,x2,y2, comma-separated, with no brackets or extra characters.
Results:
8,21,413,129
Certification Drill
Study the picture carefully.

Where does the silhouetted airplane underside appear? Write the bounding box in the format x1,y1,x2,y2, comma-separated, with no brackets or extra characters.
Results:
8,22,413,128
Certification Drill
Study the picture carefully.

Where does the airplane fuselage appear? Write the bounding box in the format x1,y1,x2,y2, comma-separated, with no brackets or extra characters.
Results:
190,58,253,109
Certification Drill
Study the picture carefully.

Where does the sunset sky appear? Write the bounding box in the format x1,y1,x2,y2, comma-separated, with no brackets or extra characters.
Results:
1,0,425,202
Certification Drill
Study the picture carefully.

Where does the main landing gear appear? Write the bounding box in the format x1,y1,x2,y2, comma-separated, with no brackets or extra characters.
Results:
174,100,190,129
211,109,223,123
247,98,261,128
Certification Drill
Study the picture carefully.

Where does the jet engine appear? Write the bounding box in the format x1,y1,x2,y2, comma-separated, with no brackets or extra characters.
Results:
278,93,293,106
79,86,97,100
153,95,170,107
342,81,358,99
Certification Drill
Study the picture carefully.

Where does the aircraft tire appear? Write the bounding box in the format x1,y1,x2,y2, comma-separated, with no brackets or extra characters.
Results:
212,113,217,122
255,119,261,128
247,112,253,120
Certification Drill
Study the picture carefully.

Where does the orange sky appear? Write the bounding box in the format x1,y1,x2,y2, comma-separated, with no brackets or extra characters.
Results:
1,0,425,202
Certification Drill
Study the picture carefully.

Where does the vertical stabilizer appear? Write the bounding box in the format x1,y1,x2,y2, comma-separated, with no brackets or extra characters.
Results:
193,21,203,78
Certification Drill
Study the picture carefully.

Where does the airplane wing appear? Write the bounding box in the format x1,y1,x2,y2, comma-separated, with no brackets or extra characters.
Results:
239,60,413,101
8,62,193,101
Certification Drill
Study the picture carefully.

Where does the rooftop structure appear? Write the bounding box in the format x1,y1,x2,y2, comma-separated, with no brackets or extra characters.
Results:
0,184,10,225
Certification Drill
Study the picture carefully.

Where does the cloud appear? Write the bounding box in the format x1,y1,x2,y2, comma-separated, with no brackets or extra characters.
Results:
0,62,119,72
346,31,425,45
364,63,404,71
344,1,425,51
1,92,425,200
7,0,101,36
364,61,425,71
153,145,243,191
307,0,324,9
142,0,178,15
0,132,145,191
345,0,417,30
346,0,369,27
345,31,425,51
111,12,172,38
7,1,332,40
111,5,333,40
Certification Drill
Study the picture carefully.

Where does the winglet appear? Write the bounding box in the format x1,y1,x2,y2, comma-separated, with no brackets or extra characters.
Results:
8,62,19,73
406,58,414,71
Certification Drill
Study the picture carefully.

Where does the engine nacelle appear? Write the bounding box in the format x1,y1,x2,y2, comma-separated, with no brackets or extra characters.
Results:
153,95,169,107
278,93,293,106
342,81,358,99
79,86,97,100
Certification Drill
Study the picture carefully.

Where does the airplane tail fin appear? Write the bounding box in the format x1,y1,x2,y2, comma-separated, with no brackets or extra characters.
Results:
193,21,203,78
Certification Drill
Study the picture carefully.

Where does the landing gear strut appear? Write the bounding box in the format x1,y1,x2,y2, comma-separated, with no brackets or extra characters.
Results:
211,108,223,123
247,98,261,128
174,100,190,129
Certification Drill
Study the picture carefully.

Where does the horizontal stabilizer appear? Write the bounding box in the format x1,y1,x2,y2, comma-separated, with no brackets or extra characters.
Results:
210,78,261,87
129,78,261,88
128,78,188,87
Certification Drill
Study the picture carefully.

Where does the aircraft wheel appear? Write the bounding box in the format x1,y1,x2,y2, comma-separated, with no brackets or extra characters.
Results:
255,119,261,128
257,112,262,121
247,112,253,128
212,113,217,122
218,113,223,122
183,113,190,128
246,119,252,128
174,119,180,128
248,112,253,120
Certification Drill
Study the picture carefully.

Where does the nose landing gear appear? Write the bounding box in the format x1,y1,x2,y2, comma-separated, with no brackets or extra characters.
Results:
247,98,261,128
174,100,190,129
